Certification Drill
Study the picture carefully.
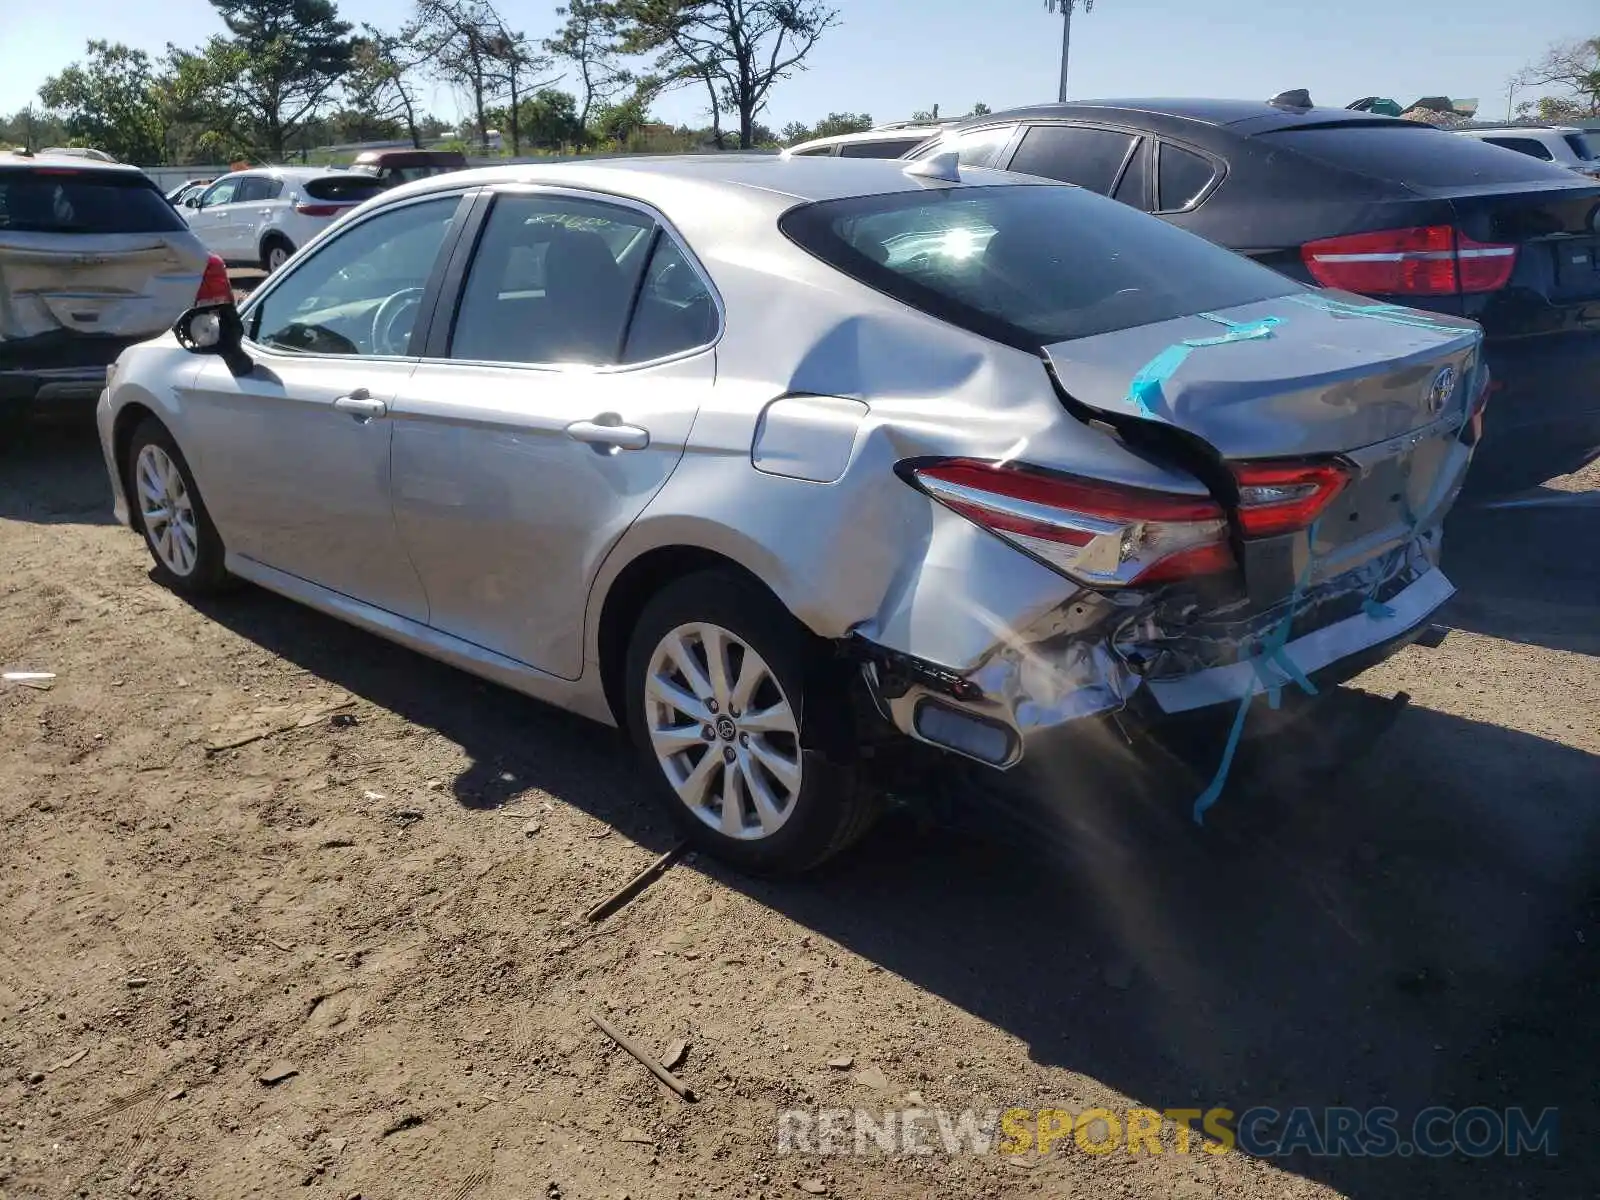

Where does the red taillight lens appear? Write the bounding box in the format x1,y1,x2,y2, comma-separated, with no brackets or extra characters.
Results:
1301,225,1517,296
294,203,343,217
195,254,232,307
906,458,1234,587
1230,461,1351,538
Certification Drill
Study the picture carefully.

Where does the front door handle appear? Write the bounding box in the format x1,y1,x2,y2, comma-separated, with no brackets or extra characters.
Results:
566,417,650,452
334,389,388,422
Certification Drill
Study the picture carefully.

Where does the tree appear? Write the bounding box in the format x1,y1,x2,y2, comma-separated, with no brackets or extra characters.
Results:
809,111,870,139
0,106,68,152
1513,37,1600,119
407,0,503,153
204,0,356,159
346,26,427,147
158,40,256,163
779,119,810,144
612,0,841,149
545,0,632,139
483,28,560,155
969,101,991,116
38,41,166,164
591,88,652,146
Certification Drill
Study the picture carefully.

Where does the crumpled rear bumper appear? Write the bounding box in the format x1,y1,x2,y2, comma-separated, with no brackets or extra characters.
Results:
859,552,1454,771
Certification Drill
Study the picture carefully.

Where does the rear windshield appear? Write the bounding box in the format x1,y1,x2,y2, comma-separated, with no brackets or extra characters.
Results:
780,183,1300,346
1563,132,1599,161
1260,123,1583,186
0,169,186,234
303,176,387,204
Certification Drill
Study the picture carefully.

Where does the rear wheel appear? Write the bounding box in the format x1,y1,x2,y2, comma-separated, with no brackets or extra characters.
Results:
623,570,879,874
261,236,294,273
126,418,231,594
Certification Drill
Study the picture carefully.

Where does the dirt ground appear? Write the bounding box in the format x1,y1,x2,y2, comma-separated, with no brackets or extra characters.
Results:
1,419,1597,1200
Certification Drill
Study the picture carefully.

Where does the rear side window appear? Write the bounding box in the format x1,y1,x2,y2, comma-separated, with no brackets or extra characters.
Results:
303,176,387,204
839,138,925,159
1260,123,1583,186
1111,139,1150,208
1156,144,1217,211
1562,132,1598,161
1481,136,1554,161
918,126,1016,169
621,236,718,363
781,183,1300,347
0,169,187,233
1007,125,1137,195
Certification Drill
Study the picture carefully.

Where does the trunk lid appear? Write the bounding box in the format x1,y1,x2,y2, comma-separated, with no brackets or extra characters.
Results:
1043,291,1484,586
0,232,208,342
1442,177,1600,317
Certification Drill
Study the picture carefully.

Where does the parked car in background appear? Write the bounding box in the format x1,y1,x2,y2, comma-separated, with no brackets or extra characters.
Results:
785,122,955,159
165,178,214,208
179,167,387,271
1454,126,1600,179
0,152,229,419
348,148,469,187
99,155,1482,871
910,100,1600,492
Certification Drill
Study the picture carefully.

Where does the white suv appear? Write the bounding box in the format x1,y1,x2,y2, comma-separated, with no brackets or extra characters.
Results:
1455,127,1600,179
178,167,387,271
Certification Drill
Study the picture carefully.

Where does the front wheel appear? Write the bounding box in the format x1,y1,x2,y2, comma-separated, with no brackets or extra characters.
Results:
126,418,232,594
624,571,879,874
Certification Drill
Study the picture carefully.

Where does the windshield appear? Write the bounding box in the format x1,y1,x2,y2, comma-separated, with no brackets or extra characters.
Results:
780,183,1301,346
0,169,187,234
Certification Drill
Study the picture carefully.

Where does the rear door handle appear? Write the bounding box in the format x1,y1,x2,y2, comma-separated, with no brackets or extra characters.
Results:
566,417,650,452
334,389,388,422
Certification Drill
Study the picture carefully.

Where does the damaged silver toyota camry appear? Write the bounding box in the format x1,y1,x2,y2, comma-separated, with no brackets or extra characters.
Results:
96,153,1487,871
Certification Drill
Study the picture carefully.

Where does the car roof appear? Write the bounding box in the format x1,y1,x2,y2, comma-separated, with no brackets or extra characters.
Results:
0,151,147,175
786,127,948,153
948,98,1408,133
386,153,1036,210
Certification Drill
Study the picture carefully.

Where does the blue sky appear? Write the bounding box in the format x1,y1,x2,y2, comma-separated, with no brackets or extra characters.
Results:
2,0,1593,131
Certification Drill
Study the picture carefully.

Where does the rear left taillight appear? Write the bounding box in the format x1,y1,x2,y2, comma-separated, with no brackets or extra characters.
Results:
1301,225,1517,296
294,203,344,217
195,254,232,307
903,458,1234,587
1230,461,1351,537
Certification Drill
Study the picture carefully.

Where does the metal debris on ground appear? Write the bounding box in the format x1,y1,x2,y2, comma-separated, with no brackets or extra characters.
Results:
584,841,689,923
3,670,55,691
589,1012,697,1101
660,1038,689,1071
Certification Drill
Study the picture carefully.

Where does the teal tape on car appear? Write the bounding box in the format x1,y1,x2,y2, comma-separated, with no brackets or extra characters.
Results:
1287,293,1457,333
1191,519,1321,826
1125,312,1283,418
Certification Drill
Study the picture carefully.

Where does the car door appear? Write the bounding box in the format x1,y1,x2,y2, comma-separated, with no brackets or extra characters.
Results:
232,175,281,259
181,191,471,621
186,176,241,257
390,187,718,680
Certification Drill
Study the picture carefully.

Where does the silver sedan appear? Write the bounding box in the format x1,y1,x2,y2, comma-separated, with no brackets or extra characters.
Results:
96,154,1487,872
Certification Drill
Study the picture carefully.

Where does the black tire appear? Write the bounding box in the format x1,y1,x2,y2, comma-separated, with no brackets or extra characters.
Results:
623,570,880,875
261,236,294,273
125,417,232,595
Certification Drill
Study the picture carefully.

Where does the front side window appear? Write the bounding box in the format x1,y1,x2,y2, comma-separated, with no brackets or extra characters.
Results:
200,178,240,207
247,195,459,356
450,193,654,365
1008,125,1137,195
782,183,1301,347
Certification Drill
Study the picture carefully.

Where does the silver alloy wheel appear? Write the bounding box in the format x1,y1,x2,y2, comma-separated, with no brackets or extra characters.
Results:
644,621,802,841
266,243,289,271
135,444,199,577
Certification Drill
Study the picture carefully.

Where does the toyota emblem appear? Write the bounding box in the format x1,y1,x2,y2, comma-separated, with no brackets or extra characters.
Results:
1427,365,1457,415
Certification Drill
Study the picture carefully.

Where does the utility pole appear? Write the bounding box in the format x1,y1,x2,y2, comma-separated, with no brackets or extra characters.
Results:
1047,0,1095,103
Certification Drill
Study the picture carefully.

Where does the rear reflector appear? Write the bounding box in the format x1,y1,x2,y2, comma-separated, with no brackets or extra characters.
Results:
1301,225,1517,295
195,254,232,307
294,203,346,217
1230,460,1350,537
903,458,1233,587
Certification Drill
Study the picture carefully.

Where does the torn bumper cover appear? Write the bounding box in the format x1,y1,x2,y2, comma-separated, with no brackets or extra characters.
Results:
857,540,1452,770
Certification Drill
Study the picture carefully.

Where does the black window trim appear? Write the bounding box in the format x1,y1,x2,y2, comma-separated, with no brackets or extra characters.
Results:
1152,138,1225,214
425,182,724,372
238,187,479,361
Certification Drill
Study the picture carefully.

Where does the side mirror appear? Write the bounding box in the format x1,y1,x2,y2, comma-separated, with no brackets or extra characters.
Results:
184,195,201,209
174,304,253,377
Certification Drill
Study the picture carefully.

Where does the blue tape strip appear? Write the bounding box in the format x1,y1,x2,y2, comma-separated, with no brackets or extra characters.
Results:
1362,597,1397,620
1191,519,1321,825
1125,313,1283,418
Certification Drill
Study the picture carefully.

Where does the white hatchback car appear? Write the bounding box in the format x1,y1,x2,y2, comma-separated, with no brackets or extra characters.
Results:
1455,126,1600,179
178,167,387,271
